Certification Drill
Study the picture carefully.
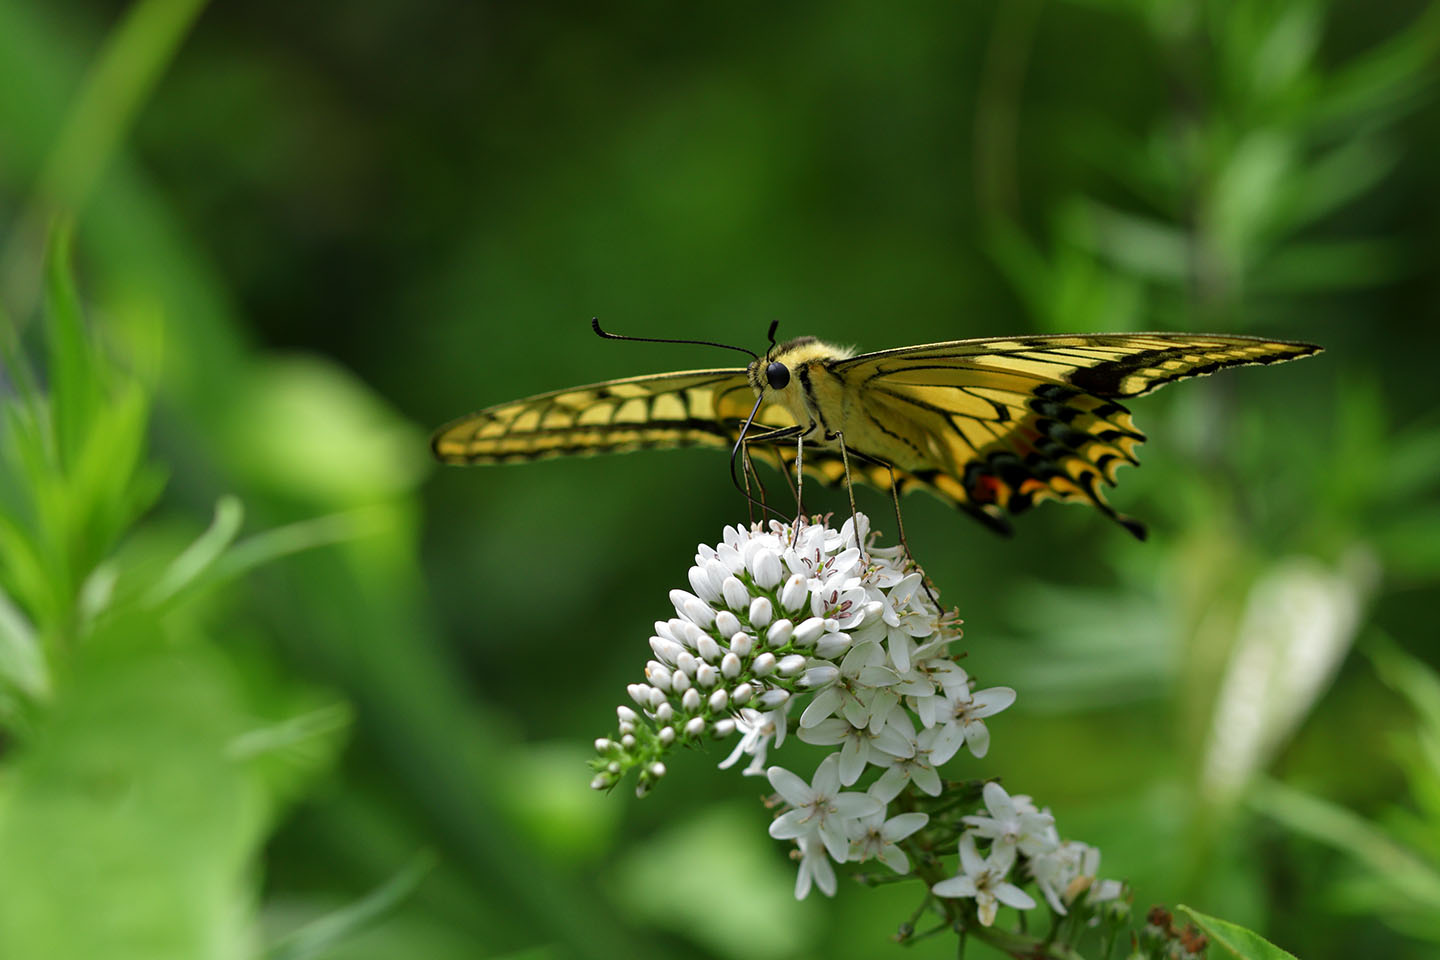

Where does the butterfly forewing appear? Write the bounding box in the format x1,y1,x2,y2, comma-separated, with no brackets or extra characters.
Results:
431,368,798,464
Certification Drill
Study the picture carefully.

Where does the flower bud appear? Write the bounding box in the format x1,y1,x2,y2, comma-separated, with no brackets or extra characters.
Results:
766,619,793,648
752,652,778,676
799,664,839,687
696,634,722,663
594,738,614,752
756,688,791,708
752,549,784,589
708,688,729,712
780,574,808,612
683,597,716,629
748,596,773,628
620,733,636,748
681,687,702,712
684,717,706,737
616,706,637,724
645,662,672,690
654,702,674,723
721,652,742,678
729,632,754,657
649,636,685,665
696,663,718,688
671,669,692,693
778,654,808,677
713,718,736,737
714,609,742,639
721,576,750,612
732,682,754,704
792,617,826,647
675,652,698,677
688,565,721,604
814,632,851,659
658,726,675,746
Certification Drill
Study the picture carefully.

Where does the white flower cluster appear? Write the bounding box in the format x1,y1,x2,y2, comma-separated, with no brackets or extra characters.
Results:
591,512,1123,921
933,781,1123,925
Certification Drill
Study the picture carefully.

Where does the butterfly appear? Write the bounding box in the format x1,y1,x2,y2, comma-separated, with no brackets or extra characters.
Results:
431,322,1321,539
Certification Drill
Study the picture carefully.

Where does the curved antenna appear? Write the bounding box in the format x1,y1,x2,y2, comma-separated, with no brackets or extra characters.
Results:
766,320,780,352
592,318,758,360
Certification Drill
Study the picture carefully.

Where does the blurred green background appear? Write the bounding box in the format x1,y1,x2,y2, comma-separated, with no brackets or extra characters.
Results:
1,0,1439,957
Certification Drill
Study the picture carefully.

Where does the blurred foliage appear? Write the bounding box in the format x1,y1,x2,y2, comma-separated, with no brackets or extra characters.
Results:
0,0,1437,958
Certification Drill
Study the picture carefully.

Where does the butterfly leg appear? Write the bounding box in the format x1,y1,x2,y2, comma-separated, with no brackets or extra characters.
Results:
825,430,868,569
791,431,805,545
741,441,770,528
883,462,939,607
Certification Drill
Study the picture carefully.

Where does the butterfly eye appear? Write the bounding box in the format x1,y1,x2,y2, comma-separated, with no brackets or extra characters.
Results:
765,362,790,390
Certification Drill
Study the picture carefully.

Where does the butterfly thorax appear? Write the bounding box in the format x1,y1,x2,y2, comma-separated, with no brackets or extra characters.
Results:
747,338,857,445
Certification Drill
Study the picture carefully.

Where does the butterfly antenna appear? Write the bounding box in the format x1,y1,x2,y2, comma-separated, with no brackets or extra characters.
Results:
592,318,758,360
766,320,780,352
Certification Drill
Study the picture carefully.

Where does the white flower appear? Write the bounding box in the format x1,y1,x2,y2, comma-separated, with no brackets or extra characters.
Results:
767,754,883,862
931,833,1036,926
928,676,1015,758
868,718,947,800
718,705,789,776
1028,839,1105,915
962,781,1057,857
848,809,928,873
796,713,915,786
793,834,837,899
799,640,899,730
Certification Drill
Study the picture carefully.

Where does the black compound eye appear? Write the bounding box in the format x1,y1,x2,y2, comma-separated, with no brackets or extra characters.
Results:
765,361,790,390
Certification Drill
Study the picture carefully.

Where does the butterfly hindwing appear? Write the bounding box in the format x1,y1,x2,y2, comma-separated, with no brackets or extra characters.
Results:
828,333,1321,536
431,368,797,464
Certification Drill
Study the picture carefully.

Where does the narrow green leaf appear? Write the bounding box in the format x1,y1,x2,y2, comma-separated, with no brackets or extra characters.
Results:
206,507,389,587
227,703,352,761
0,583,48,701
34,0,212,215
1176,905,1298,960
43,222,101,471
142,495,244,609
1250,778,1440,910
265,852,436,960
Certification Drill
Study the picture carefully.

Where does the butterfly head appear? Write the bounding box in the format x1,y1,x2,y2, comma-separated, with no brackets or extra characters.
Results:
746,335,832,397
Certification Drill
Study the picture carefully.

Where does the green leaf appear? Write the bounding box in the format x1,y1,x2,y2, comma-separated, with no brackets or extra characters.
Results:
142,495,245,610
265,852,435,960
0,583,48,701
0,641,266,960
1176,905,1298,960
43,222,102,472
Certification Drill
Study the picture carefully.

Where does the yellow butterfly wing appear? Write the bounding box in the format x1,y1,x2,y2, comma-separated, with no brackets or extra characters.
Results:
812,332,1322,537
430,368,798,464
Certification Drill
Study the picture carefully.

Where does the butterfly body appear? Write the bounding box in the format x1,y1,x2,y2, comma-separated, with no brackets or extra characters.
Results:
433,331,1321,538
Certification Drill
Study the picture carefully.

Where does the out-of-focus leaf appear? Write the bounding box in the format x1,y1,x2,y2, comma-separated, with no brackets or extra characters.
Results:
0,583,48,701
1207,129,1295,263
1250,238,1404,293
1268,136,1399,236
1373,510,1440,578
44,222,102,471
1072,200,1191,282
0,640,266,960
1308,2,1440,131
142,495,244,609
223,356,427,508
1178,904,1299,960
266,852,435,960
614,803,811,960
1369,638,1440,750
1250,778,1440,912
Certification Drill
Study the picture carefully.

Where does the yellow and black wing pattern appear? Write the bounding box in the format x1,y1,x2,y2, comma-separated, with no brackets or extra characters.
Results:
431,369,793,464
808,333,1322,538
